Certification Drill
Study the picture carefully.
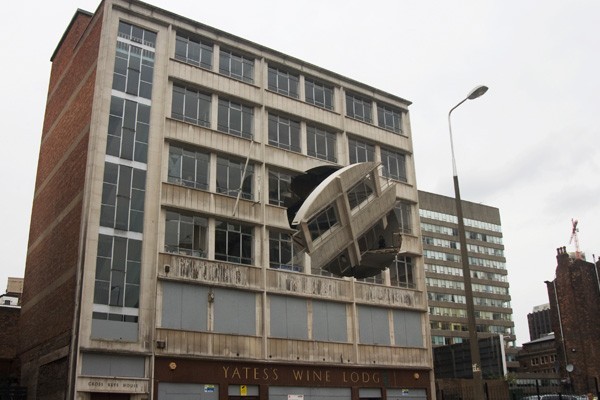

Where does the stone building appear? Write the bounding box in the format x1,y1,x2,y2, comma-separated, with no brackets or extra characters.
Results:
19,1,433,399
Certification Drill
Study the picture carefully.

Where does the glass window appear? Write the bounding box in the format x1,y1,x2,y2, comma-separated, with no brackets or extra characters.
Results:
219,49,254,83
100,162,146,233
118,21,156,47
107,96,151,163
381,147,407,182
305,78,333,110
347,178,374,210
394,201,412,234
268,169,293,207
164,211,208,258
217,99,253,139
216,156,253,200
269,231,301,272
348,138,374,164
175,33,213,69
171,84,211,127
167,145,209,190
94,234,142,308
268,67,299,98
346,93,372,123
268,114,301,152
307,205,338,241
113,40,154,99
390,256,414,288
214,220,253,265
377,103,403,134
307,125,336,162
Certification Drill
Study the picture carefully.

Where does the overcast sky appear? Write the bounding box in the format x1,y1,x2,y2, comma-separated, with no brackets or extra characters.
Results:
1,0,598,346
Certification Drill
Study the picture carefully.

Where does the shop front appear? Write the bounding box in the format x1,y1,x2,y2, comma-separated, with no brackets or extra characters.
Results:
154,358,430,400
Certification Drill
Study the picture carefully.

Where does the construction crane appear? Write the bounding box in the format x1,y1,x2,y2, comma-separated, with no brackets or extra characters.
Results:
569,218,583,260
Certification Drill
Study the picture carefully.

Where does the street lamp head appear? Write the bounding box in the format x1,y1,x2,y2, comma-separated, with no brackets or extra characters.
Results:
467,85,488,100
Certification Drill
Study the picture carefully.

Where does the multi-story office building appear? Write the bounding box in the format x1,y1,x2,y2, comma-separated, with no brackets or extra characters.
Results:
527,303,552,341
19,1,432,399
418,191,516,361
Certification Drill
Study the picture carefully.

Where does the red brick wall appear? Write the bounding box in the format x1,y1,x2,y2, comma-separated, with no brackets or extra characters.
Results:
547,250,600,394
0,307,20,378
19,7,104,390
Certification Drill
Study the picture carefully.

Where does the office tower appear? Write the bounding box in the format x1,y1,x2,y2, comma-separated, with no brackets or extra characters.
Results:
418,191,516,367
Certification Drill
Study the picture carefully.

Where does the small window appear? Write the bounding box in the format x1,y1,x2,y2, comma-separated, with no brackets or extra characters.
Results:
268,169,293,207
219,49,254,83
175,33,213,69
171,84,211,127
217,99,253,139
305,78,333,110
214,220,253,265
216,156,253,200
307,205,338,241
381,147,407,182
268,67,299,98
269,231,302,272
377,103,403,134
348,138,374,164
165,211,208,258
167,145,209,190
307,125,336,162
268,114,301,152
346,93,372,123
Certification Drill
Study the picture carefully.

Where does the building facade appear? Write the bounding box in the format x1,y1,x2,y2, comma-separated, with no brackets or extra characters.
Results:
527,304,552,342
545,247,600,395
19,1,433,399
417,191,517,368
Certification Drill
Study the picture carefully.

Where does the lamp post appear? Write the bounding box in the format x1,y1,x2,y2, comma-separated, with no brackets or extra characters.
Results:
448,85,488,400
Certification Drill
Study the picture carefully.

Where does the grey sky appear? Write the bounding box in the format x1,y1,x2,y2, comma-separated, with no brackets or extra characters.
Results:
1,0,598,346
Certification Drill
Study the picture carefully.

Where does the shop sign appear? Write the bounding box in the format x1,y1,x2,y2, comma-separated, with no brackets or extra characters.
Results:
78,377,148,394
288,395,304,400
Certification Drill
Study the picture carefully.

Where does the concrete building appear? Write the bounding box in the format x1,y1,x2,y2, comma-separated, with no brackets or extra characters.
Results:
417,191,517,368
545,247,600,395
19,1,432,399
527,303,552,341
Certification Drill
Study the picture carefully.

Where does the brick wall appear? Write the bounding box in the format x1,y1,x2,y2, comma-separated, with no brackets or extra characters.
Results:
546,248,600,394
19,7,103,398
0,307,20,379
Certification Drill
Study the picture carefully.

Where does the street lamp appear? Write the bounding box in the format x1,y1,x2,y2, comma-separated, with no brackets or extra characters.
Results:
448,85,488,400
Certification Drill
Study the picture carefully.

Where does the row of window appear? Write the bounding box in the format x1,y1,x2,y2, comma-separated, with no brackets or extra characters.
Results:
161,281,423,347
467,243,504,257
175,33,405,134
475,310,512,321
420,222,503,245
425,263,463,276
430,321,468,332
419,209,502,233
171,84,408,181
426,278,464,290
423,250,460,263
167,143,413,228
469,256,506,270
423,235,504,258
423,236,459,249
428,292,466,304
472,283,509,295
428,292,510,309
165,208,415,286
